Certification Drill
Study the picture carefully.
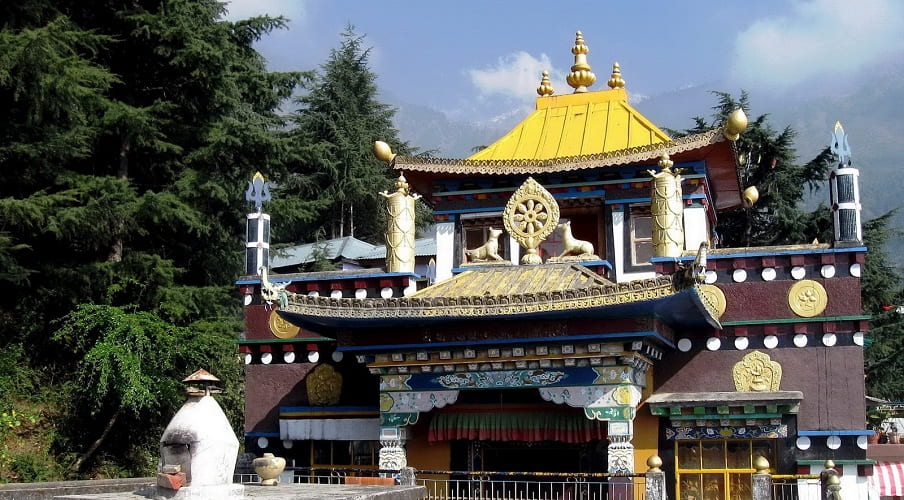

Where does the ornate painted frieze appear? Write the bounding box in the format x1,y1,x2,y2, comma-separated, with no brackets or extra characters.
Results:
435,370,566,389
665,425,788,440
379,390,458,413
585,406,635,421
539,384,641,408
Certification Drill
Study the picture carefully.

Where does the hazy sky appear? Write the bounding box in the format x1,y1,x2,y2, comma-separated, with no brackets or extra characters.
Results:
223,0,904,125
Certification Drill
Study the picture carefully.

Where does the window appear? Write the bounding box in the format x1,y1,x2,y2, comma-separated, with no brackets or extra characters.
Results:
311,440,378,468
676,439,776,500
624,205,653,270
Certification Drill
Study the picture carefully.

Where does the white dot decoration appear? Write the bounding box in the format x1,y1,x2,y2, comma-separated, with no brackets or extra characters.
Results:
821,265,836,279
243,294,253,306
793,334,808,348
307,351,320,363
330,289,343,299
853,332,865,346
243,353,252,365
677,338,692,352
796,436,811,450
850,263,862,277
257,437,269,449
791,266,806,279
734,337,749,350
307,290,320,297
826,435,841,450
332,351,344,362
764,336,779,349
355,288,367,299
283,351,296,364
705,271,718,284
822,333,837,347
380,287,393,298
260,352,272,365
283,440,294,449
761,267,777,281
706,337,721,351
732,269,748,283
857,435,868,450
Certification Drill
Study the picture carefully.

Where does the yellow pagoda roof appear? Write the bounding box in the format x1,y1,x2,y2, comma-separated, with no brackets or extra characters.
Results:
467,87,670,162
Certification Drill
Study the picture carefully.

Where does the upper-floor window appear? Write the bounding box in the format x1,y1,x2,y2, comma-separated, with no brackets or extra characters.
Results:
624,205,653,271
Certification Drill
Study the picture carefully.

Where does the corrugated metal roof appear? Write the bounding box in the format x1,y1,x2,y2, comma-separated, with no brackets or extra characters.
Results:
270,236,378,269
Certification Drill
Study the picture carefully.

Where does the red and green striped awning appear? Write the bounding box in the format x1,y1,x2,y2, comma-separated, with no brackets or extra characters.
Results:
428,405,607,444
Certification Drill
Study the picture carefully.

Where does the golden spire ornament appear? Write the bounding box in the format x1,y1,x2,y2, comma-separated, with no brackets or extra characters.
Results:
536,71,554,96
607,62,625,89
566,31,596,93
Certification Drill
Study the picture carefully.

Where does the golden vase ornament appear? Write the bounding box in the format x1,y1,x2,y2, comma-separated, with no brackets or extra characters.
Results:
252,453,285,486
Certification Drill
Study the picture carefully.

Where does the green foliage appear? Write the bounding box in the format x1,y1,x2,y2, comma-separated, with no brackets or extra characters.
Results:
681,92,833,247
862,211,904,401
52,304,243,475
0,0,298,478
286,25,412,244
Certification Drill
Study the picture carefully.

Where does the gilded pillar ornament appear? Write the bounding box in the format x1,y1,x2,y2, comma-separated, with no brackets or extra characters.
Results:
648,154,685,257
378,428,407,472
503,177,560,265
381,174,421,273
732,351,782,392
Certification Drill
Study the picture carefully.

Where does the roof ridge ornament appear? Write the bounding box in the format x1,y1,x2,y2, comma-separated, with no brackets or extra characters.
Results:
722,108,748,141
566,31,596,93
607,62,625,89
537,70,554,97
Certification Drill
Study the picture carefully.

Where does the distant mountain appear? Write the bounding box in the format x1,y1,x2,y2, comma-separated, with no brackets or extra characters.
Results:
390,99,507,158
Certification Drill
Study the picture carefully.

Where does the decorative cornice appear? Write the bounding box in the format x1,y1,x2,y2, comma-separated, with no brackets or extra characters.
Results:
280,274,676,322
394,129,725,175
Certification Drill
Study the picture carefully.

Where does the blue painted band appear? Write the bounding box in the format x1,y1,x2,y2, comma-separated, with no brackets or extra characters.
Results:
337,330,674,352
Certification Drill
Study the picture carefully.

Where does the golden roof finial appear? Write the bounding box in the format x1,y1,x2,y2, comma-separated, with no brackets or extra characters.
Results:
607,62,625,89
536,70,554,97
657,153,674,173
566,31,596,93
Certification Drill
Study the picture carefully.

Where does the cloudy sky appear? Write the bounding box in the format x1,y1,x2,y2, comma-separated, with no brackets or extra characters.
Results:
223,0,904,124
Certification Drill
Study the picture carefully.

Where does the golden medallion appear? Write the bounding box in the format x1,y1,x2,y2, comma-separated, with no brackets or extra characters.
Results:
503,177,560,265
733,351,782,391
268,310,300,339
697,284,726,318
788,280,827,318
306,364,342,405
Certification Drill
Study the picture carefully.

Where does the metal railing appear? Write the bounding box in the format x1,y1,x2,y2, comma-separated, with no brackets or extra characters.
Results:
416,470,645,500
772,474,822,500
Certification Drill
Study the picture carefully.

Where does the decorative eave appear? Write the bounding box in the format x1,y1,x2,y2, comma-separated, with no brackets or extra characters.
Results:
646,391,803,410
277,264,721,332
394,128,744,210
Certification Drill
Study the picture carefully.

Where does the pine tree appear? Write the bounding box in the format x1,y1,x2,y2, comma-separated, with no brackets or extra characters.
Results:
287,25,410,244
680,92,834,247
0,0,306,476
861,212,904,401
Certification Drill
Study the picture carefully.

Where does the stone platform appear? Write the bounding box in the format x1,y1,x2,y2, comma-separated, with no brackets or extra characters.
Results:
55,483,426,500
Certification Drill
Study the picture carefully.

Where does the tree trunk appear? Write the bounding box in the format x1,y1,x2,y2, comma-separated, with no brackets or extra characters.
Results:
108,135,130,263
70,407,122,474
349,203,354,237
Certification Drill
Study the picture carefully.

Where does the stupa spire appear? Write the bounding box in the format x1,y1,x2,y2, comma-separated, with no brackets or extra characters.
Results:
566,31,596,93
